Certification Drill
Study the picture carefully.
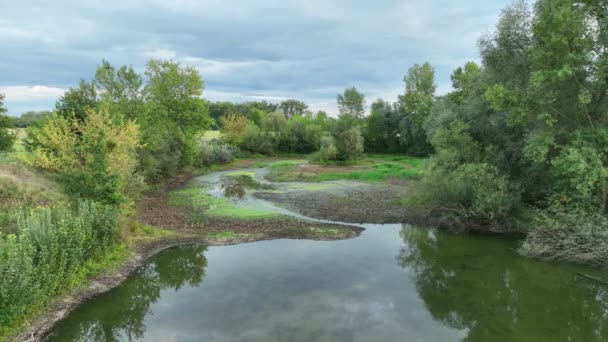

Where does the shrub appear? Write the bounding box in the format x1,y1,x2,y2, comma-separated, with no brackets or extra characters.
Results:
241,124,274,155
520,210,608,268
418,161,520,227
318,136,338,161
335,127,364,161
0,128,15,152
220,113,248,145
0,201,118,334
199,140,235,166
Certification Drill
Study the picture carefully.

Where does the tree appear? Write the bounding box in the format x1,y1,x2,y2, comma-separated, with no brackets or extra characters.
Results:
142,59,212,176
13,111,52,128
29,109,143,204
0,94,16,151
55,80,99,122
262,111,288,133
279,99,308,119
337,87,366,119
94,60,144,120
398,63,436,156
220,113,248,146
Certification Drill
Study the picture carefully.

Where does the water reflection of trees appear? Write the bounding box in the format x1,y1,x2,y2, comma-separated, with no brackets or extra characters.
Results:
397,225,608,342
50,245,208,342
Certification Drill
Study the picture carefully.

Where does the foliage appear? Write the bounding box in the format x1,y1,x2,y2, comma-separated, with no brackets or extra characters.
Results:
335,127,364,161
0,94,16,152
397,62,436,156
55,80,99,122
28,109,142,205
420,161,520,226
0,201,119,335
318,136,338,162
278,99,308,119
277,116,323,153
13,111,52,128
337,86,366,120
199,140,235,166
262,111,288,133
142,59,212,176
520,210,608,268
241,124,275,155
220,113,249,146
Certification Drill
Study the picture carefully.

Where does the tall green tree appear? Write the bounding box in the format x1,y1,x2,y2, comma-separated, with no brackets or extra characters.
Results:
337,87,366,119
398,63,436,156
94,60,144,120
141,59,212,177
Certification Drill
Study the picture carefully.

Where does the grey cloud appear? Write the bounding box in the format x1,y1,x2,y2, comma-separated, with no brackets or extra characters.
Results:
1,0,510,115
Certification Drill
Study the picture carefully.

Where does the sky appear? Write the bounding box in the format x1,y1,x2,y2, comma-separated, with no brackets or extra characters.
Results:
0,0,510,116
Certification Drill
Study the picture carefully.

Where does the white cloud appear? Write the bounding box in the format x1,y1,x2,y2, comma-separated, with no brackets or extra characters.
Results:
0,85,65,101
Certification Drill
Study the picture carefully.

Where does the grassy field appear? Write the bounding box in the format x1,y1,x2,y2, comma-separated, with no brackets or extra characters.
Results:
267,155,426,183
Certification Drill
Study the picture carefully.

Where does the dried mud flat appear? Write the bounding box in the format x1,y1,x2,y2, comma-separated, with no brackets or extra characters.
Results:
254,182,422,224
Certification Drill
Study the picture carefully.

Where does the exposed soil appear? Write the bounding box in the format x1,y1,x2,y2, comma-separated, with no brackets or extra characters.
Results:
254,183,425,224
205,216,364,241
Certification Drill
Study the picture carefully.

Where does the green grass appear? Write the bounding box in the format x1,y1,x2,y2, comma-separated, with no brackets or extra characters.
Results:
169,186,278,219
225,171,255,177
201,130,221,141
314,162,422,182
206,206,278,218
251,161,270,168
270,160,307,168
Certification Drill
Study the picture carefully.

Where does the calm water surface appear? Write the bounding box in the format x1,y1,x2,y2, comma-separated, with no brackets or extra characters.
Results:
48,169,608,342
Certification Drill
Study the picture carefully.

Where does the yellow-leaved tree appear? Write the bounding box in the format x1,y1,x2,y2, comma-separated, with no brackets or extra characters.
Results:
28,109,143,204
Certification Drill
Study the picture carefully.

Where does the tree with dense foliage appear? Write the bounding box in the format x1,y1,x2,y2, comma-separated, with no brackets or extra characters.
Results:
398,62,436,156
140,59,212,178
0,94,16,152
94,59,144,120
220,113,249,146
55,80,99,122
28,109,142,204
413,0,608,265
279,99,308,119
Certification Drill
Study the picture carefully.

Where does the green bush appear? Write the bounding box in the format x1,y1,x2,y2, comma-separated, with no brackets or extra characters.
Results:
0,127,16,152
318,136,338,161
0,201,118,334
520,210,608,268
241,124,274,155
335,127,364,161
199,140,235,166
419,161,520,226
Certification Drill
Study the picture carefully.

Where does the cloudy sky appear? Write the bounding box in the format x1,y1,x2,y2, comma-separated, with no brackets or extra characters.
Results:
0,0,510,116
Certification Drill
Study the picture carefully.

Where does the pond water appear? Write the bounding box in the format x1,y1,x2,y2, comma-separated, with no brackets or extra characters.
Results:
47,169,608,342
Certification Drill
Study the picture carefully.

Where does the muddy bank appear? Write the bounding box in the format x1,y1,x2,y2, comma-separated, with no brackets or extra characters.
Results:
254,182,522,233
254,184,419,224
205,216,364,241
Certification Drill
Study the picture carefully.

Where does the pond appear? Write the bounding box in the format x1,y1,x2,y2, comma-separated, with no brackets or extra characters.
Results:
47,168,608,342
